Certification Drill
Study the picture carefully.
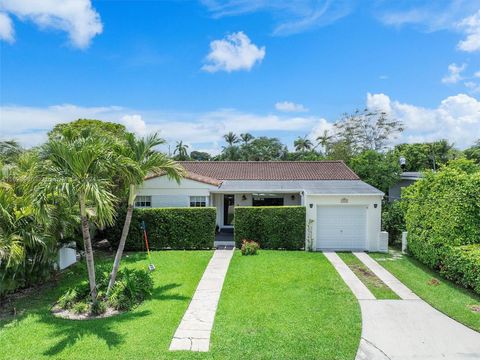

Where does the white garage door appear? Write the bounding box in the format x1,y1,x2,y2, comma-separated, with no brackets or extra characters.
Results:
316,206,367,250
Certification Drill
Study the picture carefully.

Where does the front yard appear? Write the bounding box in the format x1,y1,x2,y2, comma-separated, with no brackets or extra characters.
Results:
371,251,480,332
0,251,361,360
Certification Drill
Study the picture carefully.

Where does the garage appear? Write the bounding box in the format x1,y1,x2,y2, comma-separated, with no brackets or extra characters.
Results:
316,205,367,250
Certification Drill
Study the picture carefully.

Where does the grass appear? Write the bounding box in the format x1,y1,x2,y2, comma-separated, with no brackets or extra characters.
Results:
0,250,362,360
337,253,400,300
209,251,361,360
371,250,480,332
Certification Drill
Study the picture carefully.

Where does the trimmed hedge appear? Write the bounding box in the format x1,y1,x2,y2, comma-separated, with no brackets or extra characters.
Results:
234,206,306,250
106,207,216,250
441,245,480,295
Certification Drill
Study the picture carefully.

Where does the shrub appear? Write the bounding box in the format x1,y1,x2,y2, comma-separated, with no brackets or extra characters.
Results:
72,302,89,314
402,166,480,268
234,206,306,249
91,300,107,315
105,207,216,251
108,269,154,311
440,245,480,295
57,288,80,310
241,240,260,255
381,201,405,246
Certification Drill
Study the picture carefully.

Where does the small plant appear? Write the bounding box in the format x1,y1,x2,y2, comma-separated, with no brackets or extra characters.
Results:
108,269,153,311
57,288,79,310
241,240,260,256
72,302,89,314
91,300,107,315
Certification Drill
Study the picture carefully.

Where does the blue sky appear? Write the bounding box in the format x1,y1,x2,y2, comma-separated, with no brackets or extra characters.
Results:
0,0,479,152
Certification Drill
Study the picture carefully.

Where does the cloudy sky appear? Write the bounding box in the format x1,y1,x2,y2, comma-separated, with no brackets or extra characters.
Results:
0,0,479,153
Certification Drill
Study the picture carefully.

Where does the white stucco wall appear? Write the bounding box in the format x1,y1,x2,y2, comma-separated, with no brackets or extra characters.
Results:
304,194,383,251
137,176,217,208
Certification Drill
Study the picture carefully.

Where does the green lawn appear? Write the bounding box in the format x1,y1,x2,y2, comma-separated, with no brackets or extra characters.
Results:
337,253,399,300
371,251,480,332
0,250,361,360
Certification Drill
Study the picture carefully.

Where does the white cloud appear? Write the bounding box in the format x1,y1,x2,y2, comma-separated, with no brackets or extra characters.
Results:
442,63,467,84
475,71,480,78
365,93,480,148
202,32,265,73
201,1,353,36
0,104,315,150
0,0,103,48
464,81,480,93
367,92,392,113
275,101,308,112
457,10,480,52
0,12,14,42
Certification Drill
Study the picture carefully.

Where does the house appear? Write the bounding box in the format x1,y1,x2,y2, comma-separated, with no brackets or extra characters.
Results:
388,172,422,202
137,161,387,252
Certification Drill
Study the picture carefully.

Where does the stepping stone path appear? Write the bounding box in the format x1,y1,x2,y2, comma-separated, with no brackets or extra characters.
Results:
169,249,234,352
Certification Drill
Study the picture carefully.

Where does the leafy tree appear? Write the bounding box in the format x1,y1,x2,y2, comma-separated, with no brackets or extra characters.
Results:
394,140,459,171
464,140,480,164
349,150,401,193
219,145,241,161
190,151,211,161
49,119,128,141
223,132,239,147
286,150,324,161
325,139,355,163
242,137,287,161
107,133,184,294
293,136,314,152
173,141,189,160
334,108,404,152
240,133,254,145
0,140,23,164
33,134,119,302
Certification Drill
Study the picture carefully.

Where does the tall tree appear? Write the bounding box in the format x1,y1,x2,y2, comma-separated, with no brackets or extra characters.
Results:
242,137,287,161
190,151,211,161
107,133,184,293
173,141,189,160
33,135,118,302
334,108,404,153
294,136,313,152
240,133,254,145
316,130,333,153
464,139,480,164
223,132,239,147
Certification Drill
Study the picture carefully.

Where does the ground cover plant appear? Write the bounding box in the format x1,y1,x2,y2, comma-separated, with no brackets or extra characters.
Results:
337,253,399,299
372,251,480,332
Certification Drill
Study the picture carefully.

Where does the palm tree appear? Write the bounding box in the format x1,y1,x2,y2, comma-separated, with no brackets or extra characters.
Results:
174,141,189,160
316,130,333,153
240,133,254,145
223,132,239,147
294,136,313,152
0,140,22,164
33,135,118,302
107,133,184,294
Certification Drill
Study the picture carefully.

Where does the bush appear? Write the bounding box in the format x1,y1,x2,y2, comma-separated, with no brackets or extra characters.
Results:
381,201,405,246
403,166,480,268
241,240,260,255
57,268,153,314
440,245,480,295
105,207,216,251
234,206,306,249
108,268,154,311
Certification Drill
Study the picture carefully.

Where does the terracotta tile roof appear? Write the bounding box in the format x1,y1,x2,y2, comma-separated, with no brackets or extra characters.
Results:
177,161,360,181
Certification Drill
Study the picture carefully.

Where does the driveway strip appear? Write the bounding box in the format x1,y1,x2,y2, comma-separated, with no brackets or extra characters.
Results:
169,248,234,352
353,252,419,300
323,252,375,300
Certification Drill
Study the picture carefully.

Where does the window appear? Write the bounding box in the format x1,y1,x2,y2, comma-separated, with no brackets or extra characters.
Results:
252,196,284,206
135,195,151,207
190,196,207,207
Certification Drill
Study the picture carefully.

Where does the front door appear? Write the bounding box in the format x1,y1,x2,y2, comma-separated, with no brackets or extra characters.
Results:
223,194,235,226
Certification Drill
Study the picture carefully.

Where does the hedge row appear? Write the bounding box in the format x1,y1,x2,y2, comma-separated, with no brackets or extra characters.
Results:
440,245,480,294
106,207,216,250
234,206,306,250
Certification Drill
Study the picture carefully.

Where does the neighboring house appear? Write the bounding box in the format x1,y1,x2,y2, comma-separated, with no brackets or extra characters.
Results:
137,161,386,251
388,172,422,202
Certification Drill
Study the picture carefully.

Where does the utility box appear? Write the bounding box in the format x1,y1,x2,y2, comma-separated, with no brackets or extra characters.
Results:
402,232,408,254
58,243,77,270
378,231,389,253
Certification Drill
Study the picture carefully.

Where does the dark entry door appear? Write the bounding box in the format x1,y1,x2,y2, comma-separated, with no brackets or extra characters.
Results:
223,194,235,226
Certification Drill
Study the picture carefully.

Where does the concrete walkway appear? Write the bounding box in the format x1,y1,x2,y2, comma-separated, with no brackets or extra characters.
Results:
324,251,480,360
169,249,234,352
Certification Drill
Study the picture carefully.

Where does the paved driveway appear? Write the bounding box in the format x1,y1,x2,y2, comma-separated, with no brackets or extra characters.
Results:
324,252,480,360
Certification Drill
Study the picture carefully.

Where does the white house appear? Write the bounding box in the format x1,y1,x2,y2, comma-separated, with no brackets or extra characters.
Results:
136,161,387,252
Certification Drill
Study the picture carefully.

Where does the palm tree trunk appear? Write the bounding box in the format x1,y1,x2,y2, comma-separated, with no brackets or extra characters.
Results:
79,195,97,302
107,184,136,295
